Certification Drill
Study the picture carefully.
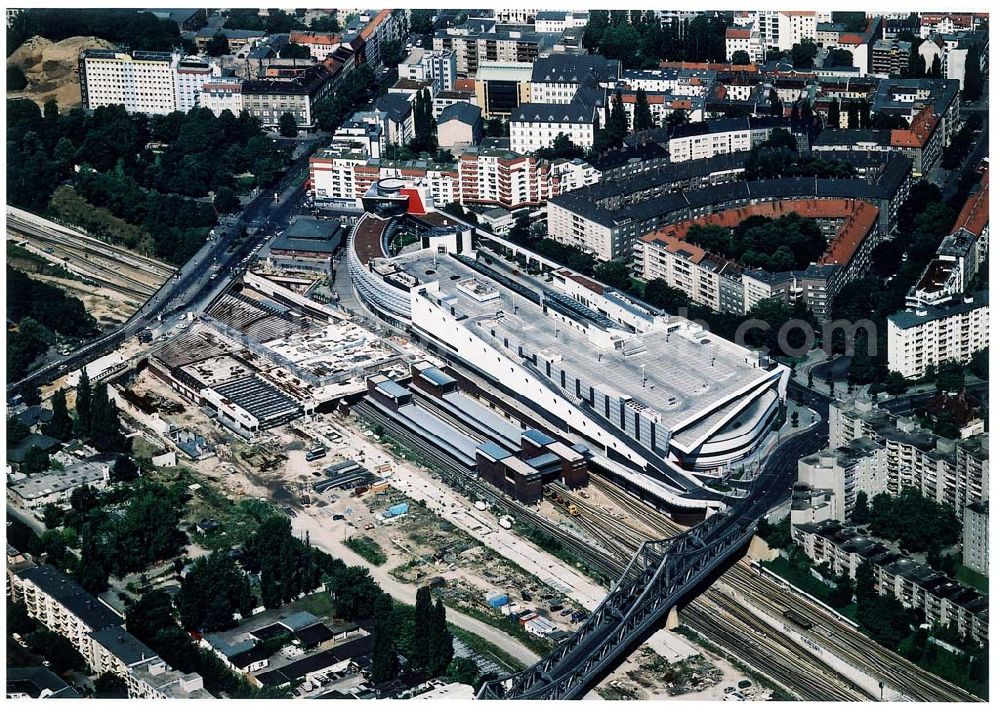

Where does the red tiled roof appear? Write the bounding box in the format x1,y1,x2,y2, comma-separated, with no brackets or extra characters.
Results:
890,104,939,148
951,168,989,237
641,198,880,268
726,28,752,39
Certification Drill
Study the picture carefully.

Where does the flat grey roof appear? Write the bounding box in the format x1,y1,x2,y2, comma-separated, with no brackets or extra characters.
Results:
399,251,774,448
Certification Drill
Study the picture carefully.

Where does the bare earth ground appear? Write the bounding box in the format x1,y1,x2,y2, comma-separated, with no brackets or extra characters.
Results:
7,36,114,108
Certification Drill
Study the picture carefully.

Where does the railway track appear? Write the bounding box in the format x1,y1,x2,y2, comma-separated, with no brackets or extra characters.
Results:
571,478,980,703
354,407,978,702
11,232,160,300
8,209,175,279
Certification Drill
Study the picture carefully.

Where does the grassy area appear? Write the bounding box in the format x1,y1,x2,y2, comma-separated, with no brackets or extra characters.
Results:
449,626,524,674
674,625,796,701
287,592,337,618
345,536,388,566
955,564,988,593
6,243,77,280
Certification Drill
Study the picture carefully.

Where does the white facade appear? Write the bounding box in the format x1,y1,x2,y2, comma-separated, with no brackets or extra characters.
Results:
759,10,818,52
174,57,218,113
398,48,457,93
887,293,989,379
963,501,989,575
199,77,244,117
510,109,595,154
81,51,179,115
725,28,763,63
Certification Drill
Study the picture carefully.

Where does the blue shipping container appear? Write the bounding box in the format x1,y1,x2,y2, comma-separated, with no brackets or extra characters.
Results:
384,502,410,518
487,593,509,608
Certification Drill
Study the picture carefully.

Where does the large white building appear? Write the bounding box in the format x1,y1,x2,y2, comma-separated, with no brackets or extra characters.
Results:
509,98,600,154
348,202,790,503
792,438,885,524
828,395,989,517
80,50,180,115
887,291,989,379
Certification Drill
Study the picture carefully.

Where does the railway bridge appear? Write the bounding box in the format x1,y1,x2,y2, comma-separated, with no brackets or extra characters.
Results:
476,502,757,700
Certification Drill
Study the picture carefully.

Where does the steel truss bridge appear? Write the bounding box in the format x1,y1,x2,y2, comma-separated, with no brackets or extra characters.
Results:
476,500,758,699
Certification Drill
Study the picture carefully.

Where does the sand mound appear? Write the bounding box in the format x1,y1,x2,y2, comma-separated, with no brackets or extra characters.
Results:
7,35,115,108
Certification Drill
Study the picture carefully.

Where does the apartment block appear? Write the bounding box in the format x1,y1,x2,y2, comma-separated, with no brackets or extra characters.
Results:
963,501,989,575
887,291,989,379
793,521,988,643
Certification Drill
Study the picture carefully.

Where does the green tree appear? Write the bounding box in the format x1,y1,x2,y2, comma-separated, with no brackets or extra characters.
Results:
94,672,129,698
827,48,854,67
370,615,400,683
213,186,240,215
43,389,74,441
7,415,30,448
731,50,750,65
75,368,92,437
278,112,298,138
826,98,840,128
409,10,434,35
643,278,688,312
428,598,453,675
26,629,86,675
178,551,255,632
278,42,311,59
605,89,628,147
41,503,64,529
411,586,432,673
594,260,632,290
111,454,139,483
962,44,983,101
7,65,28,90
633,88,653,132
447,657,480,686
87,383,127,452
969,349,988,380
790,40,818,69
22,446,51,474
205,32,230,57
852,491,870,524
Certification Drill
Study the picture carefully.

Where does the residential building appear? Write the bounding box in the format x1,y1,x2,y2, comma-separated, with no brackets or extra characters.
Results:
759,10,818,52
194,27,266,54
793,520,988,643
666,116,786,163
908,169,988,308
634,232,743,314
919,13,989,39
8,458,113,510
437,102,483,151
432,88,478,120
289,30,343,61
793,438,885,523
397,47,457,93
6,668,79,699
828,395,989,516
887,291,989,379
634,197,883,321
509,99,599,155
339,9,403,68
871,39,912,78
199,76,244,117
963,501,988,575
528,54,620,105
533,10,589,33
242,63,340,129
726,27,763,63
547,153,910,264
80,50,180,115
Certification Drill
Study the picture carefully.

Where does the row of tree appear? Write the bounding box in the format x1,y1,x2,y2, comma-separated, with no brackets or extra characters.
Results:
583,11,728,69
